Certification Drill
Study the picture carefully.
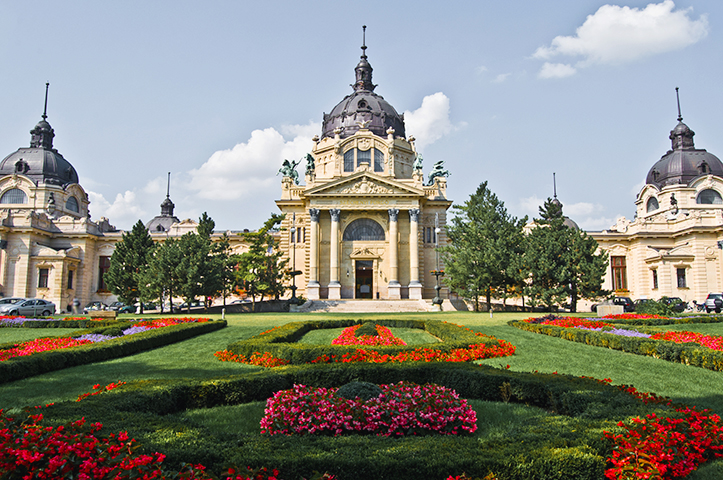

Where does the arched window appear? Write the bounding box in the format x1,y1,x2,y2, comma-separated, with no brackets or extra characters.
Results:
374,148,384,172
0,188,27,204
696,189,723,205
344,150,354,172
646,197,659,212
343,219,385,241
65,196,79,213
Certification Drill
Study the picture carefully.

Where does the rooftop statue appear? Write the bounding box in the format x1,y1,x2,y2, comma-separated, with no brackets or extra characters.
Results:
413,153,423,174
427,160,450,186
278,159,301,185
304,153,315,176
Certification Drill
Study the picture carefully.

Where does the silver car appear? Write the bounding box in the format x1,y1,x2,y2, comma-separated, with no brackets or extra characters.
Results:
0,298,56,316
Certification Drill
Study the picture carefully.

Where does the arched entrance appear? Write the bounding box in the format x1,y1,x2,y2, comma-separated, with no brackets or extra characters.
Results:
355,260,374,298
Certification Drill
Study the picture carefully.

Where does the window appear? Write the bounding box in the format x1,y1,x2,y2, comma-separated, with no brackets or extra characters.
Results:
611,256,627,291
98,256,111,291
0,188,27,204
357,149,371,168
677,268,687,288
65,196,79,213
343,219,385,241
344,150,354,172
646,197,659,212
696,189,723,205
652,269,658,290
374,148,384,172
38,268,49,289
68,270,74,290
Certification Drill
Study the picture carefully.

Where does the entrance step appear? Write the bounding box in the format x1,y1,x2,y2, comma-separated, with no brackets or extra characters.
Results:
305,299,432,313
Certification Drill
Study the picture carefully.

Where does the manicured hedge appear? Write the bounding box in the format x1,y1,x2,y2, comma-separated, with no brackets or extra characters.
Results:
510,320,723,372
603,315,723,326
0,320,226,384
227,319,503,364
37,362,670,480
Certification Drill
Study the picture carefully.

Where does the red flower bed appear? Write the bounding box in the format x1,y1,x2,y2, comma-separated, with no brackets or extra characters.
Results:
260,381,477,437
214,350,290,367
76,381,128,402
523,316,613,329
0,337,92,362
602,313,668,320
649,330,723,351
331,324,406,346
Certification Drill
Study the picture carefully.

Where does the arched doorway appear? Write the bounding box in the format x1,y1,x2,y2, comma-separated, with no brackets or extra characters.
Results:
355,260,374,298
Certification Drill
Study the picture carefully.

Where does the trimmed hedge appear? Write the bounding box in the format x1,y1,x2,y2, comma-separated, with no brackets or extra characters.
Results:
36,362,670,480
510,320,723,372
0,320,226,384
603,315,723,326
227,319,502,364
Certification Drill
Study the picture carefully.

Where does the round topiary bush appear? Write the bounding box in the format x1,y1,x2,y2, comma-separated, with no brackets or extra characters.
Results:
336,381,384,401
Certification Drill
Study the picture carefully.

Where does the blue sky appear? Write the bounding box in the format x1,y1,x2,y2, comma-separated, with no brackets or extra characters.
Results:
0,0,719,231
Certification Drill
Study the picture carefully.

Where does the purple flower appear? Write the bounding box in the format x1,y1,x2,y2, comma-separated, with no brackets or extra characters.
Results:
122,326,149,336
75,334,120,343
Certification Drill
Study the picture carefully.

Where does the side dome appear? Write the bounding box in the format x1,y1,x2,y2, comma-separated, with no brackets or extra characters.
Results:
0,104,79,186
321,32,405,140
646,111,723,188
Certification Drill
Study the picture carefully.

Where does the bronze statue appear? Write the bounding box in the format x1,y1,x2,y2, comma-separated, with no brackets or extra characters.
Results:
413,153,423,174
304,153,315,176
278,159,301,185
427,160,450,186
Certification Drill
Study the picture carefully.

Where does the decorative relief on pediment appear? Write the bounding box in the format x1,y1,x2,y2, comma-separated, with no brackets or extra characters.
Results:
350,247,378,259
338,178,394,195
358,138,371,150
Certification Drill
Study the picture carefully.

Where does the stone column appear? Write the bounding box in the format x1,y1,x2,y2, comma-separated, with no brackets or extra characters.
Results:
408,208,423,299
388,208,401,299
328,208,341,299
307,208,320,300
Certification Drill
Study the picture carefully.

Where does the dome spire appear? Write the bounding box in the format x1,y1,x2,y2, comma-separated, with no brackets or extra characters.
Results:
552,172,562,207
353,25,376,92
161,171,175,216
30,83,55,150
670,87,695,151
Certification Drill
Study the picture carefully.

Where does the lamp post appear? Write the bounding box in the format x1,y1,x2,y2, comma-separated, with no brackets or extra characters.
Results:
289,213,299,304
432,213,444,306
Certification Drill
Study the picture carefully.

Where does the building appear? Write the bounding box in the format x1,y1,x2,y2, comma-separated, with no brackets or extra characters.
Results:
591,96,723,304
275,33,451,300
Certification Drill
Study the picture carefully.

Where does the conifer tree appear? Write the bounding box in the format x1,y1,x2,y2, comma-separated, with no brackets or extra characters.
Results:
105,220,155,313
442,182,527,311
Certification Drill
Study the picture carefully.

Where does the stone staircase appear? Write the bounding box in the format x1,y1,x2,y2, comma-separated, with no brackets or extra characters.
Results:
300,299,432,313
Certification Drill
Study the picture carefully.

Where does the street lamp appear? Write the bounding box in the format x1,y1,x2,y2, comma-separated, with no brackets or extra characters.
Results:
432,213,444,306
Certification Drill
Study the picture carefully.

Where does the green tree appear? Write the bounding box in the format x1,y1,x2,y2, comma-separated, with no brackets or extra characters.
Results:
104,220,155,313
523,198,608,312
441,182,527,311
140,237,182,313
234,213,289,310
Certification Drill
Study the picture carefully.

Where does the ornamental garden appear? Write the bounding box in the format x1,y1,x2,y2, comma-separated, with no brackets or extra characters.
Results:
3,311,723,479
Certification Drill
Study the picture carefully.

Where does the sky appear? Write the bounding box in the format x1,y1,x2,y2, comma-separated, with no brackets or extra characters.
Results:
0,0,720,232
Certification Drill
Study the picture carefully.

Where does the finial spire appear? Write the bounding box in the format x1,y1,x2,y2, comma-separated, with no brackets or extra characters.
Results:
42,83,49,121
553,172,557,199
676,87,683,122
361,25,367,59
166,172,171,199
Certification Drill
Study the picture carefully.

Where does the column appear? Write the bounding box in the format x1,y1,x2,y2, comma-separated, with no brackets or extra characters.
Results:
408,208,423,299
328,208,341,299
307,208,320,300
388,208,401,299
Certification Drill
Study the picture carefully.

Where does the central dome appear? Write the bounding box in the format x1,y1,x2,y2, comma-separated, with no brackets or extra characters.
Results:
321,34,405,140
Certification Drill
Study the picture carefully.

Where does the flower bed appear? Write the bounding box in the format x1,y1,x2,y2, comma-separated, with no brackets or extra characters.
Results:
331,324,406,346
261,381,477,437
601,313,668,320
650,330,723,351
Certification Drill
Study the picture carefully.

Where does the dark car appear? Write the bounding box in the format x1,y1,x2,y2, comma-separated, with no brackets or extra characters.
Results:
661,296,686,313
592,296,634,313
83,301,107,314
109,302,136,314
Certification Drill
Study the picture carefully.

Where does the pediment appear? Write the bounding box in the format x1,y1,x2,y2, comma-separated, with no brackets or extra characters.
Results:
349,247,379,259
306,172,423,197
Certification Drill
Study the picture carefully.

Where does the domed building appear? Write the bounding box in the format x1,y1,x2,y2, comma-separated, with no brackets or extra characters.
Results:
591,92,723,304
0,85,122,311
276,29,451,300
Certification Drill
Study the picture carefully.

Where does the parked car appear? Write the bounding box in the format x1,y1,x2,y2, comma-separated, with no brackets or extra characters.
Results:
661,296,687,313
230,299,251,304
0,298,56,316
705,293,723,313
108,302,136,314
591,296,634,313
83,301,108,314
0,297,25,306
179,300,205,310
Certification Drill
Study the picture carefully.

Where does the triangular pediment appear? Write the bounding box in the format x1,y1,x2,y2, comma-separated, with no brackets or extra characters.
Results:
306,172,424,197
350,247,379,259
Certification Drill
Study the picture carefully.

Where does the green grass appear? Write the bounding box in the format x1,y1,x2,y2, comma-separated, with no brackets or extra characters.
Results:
0,328,83,344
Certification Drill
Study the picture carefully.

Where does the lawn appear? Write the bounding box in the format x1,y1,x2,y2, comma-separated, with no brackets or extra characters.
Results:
2,310,723,479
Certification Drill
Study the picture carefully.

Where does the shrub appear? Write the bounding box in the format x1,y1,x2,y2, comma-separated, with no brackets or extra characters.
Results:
336,381,384,401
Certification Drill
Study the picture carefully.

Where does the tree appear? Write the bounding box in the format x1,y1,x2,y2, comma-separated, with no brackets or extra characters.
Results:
523,198,608,312
104,220,155,313
234,213,289,310
441,182,527,311
140,237,182,313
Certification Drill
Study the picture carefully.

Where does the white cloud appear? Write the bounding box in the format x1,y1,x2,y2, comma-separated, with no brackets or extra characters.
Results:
87,190,145,226
186,122,319,201
563,201,604,217
538,62,577,79
475,66,488,75
534,0,708,77
519,195,545,218
577,216,616,231
493,73,512,83
404,92,456,150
